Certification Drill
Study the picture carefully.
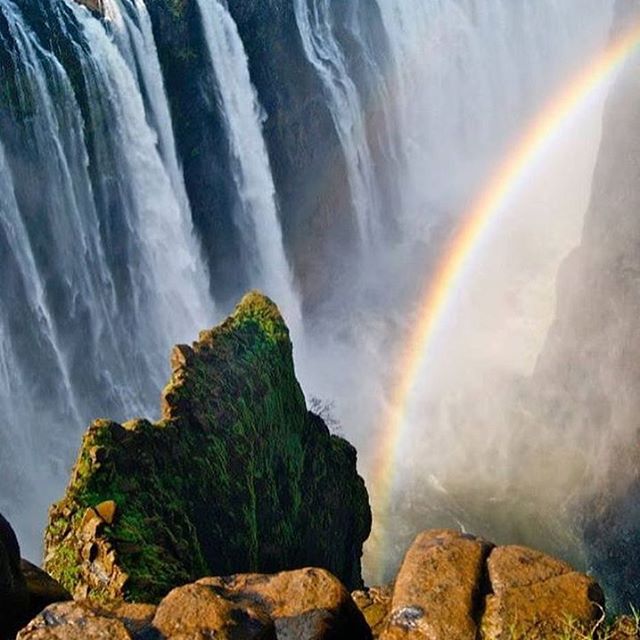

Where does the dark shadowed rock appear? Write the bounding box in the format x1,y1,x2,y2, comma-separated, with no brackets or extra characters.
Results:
0,513,29,638
44,292,371,603
380,530,493,640
20,559,70,619
526,0,640,610
199,567,372,640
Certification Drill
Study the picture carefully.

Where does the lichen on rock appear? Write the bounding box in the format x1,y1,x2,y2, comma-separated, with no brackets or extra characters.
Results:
44,292,371,603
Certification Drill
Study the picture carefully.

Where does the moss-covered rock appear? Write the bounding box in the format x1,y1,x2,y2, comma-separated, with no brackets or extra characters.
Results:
44,292,371,603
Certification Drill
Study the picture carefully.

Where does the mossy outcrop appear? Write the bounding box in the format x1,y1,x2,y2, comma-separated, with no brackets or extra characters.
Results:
44,292,371,603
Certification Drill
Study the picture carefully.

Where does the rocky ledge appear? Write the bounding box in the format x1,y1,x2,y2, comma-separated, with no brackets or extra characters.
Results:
355,530,608,640
73,0,104,15
18,567,371,640
43,292,371,603
6,524,636,640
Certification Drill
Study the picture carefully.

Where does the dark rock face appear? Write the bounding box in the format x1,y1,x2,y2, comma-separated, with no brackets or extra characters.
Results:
369,530,603,640
224,0,359,310
145,0,358,310
0,513,28,638
145,0,252,306
529,0,640,610
0,515,69,639
44,292,371,603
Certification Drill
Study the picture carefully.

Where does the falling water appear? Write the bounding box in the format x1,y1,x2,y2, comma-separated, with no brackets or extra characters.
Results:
195,0,300,327
0,0,212,556
0,0,622,593
293,0,381,244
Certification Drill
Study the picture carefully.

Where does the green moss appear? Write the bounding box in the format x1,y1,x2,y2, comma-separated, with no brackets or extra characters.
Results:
45,292,371,603
45,542,80,595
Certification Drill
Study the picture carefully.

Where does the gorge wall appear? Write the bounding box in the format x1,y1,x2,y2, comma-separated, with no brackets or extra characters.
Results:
530,0,640,610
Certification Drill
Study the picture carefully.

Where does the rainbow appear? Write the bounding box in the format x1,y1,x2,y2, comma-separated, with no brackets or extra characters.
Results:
371,18,640,579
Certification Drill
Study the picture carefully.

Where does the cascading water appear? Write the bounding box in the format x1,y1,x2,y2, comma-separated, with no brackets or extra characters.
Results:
0,0,625,602
293,0,381,244
195,0,300,327
290,0,616,582
0,0,212,557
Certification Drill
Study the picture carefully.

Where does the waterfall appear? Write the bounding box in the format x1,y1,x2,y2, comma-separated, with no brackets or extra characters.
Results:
293,0,381,244
195,0,300,327
372,0,613,239
0,0,620,588
0,0,212,557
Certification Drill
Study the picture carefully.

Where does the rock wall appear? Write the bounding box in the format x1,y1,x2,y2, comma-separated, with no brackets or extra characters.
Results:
44,293,371,602
145,0,360,310
531,0,640,610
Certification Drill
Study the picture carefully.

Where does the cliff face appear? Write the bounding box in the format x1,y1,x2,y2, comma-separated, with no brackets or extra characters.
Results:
531,0,640,609
146,0,359,310
44,292,371,603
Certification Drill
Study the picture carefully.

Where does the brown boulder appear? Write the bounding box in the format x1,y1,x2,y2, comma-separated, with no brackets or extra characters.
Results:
16,602,134,640
73,0,104,15
380,530,493,640
94,501,117,526
200,567,372,640
480,545,605,640
352,586,392,638
153,582,275,639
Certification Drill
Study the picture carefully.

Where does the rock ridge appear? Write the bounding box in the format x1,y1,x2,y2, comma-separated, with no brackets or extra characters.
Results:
43,292,371,603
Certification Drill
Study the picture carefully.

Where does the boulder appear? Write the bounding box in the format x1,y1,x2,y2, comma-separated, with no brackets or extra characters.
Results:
199,567,372,640
73,0,104,15
153,582,275,640
44,292,371,602
17,602,137,640
377,530,604,640
352,586,392,638
380,530,492,640
0,513,29,638
480,545,605,640
20,559,70,619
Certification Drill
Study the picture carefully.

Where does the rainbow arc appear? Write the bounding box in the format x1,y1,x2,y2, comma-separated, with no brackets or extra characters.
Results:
371,19,640,581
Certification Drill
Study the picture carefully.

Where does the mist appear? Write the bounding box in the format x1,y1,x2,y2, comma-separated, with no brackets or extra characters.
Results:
2,0,639,611
292,0,620,589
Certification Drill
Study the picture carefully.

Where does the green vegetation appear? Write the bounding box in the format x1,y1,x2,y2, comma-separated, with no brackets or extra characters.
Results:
44,292,370,603
506,607,640,639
